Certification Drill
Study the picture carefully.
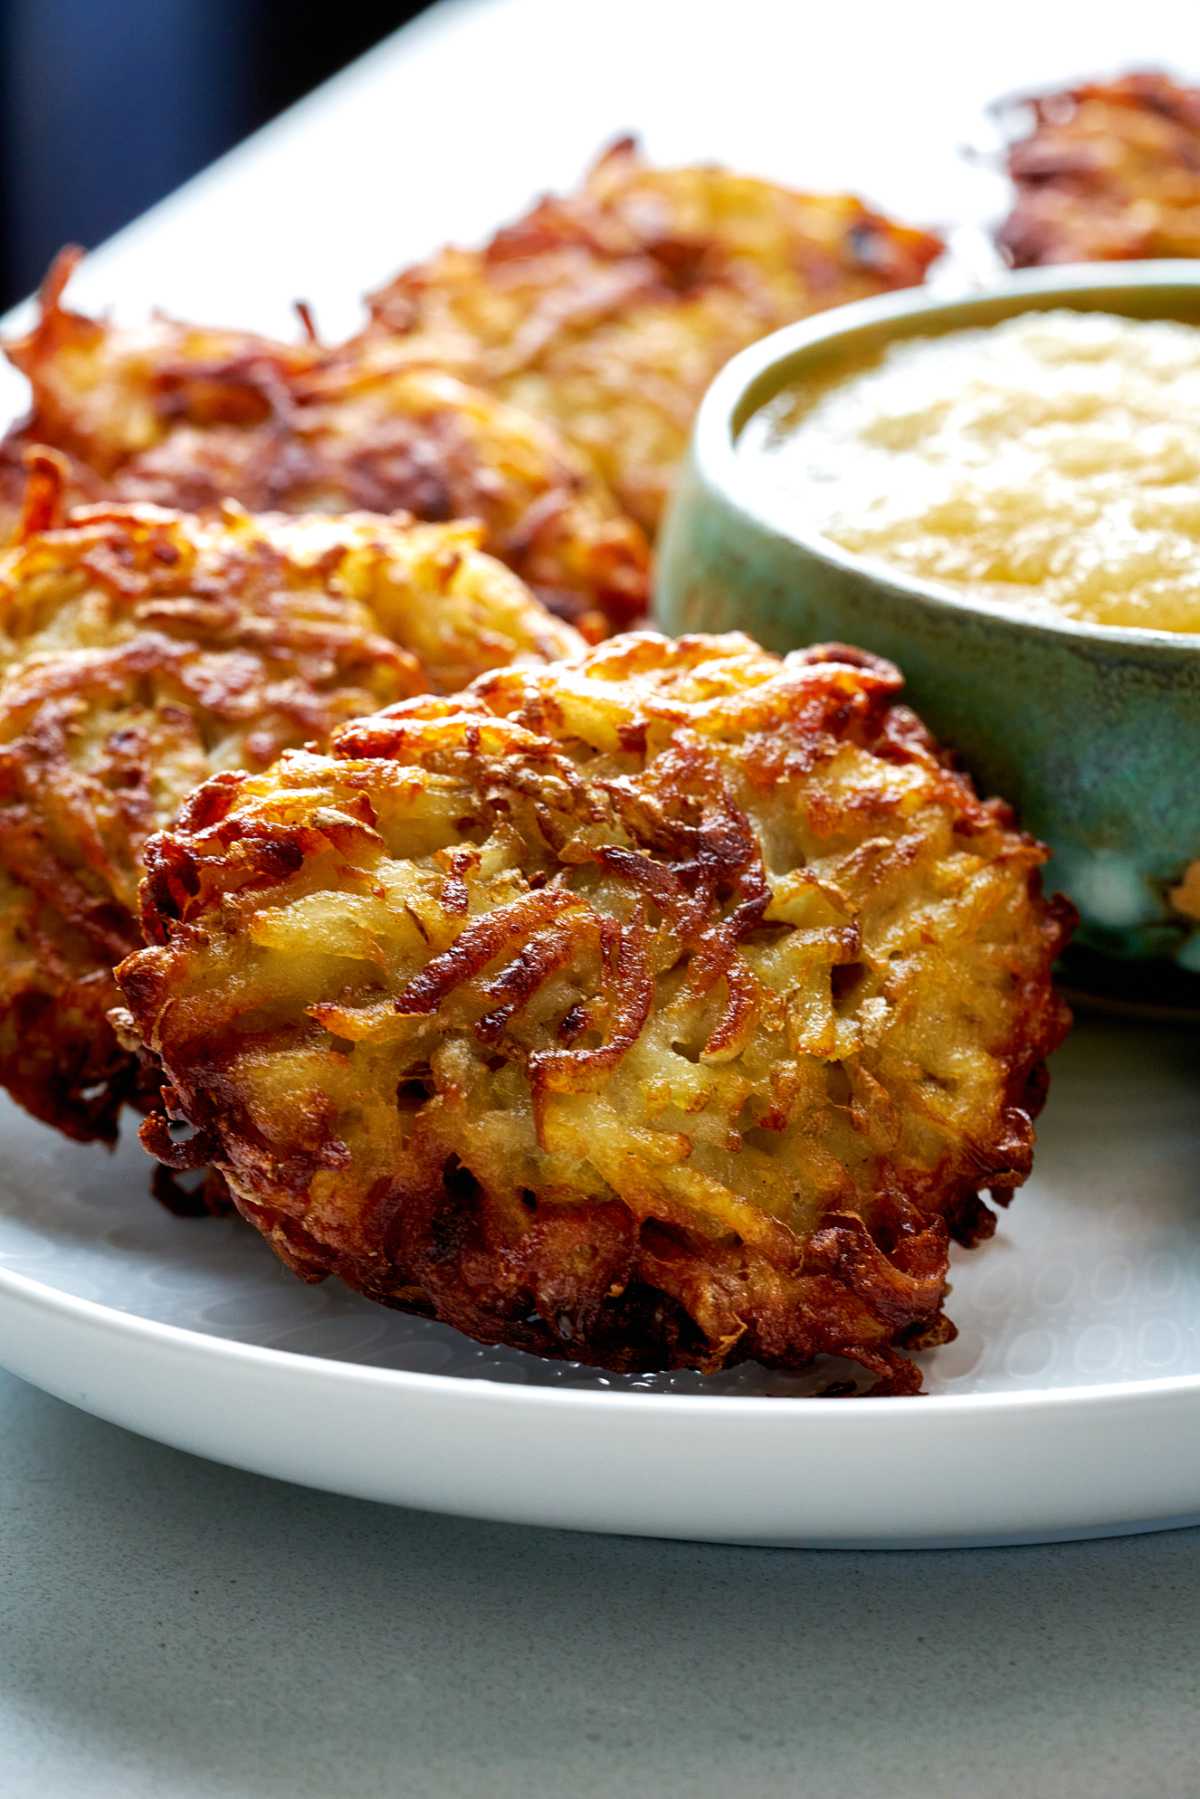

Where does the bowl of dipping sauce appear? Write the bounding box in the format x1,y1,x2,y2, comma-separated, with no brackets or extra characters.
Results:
657,265,1200,996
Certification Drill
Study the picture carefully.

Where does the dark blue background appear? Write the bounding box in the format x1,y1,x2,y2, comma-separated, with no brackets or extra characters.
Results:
0,0,426,308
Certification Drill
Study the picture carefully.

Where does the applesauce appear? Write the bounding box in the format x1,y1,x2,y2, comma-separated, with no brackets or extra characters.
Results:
740,309,1200,632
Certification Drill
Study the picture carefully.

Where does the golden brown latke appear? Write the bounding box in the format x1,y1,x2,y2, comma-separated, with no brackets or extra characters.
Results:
0,490,581,1144
997,71,1200,265
360,138,945,533
2,252,651,637
121,632,1071,1392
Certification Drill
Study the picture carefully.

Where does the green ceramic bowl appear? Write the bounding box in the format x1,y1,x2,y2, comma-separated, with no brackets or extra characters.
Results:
657,264,1200,1001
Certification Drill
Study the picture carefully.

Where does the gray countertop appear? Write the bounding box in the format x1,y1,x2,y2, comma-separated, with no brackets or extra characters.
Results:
2,1368,1197,1799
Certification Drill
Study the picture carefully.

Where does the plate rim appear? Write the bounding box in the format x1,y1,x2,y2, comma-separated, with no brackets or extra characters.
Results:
3,1258,1198,1422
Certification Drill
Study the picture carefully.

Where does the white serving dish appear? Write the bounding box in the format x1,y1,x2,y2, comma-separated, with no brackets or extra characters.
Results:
1,1017,1198,1546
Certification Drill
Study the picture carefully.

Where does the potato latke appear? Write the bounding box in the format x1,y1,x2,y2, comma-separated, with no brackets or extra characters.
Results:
121,633,1071,1391
361,138,944,533
998,72,1200,265
0,491,581,1143
2,253,650,637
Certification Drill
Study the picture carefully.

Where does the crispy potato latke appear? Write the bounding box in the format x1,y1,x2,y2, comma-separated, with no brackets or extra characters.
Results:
361,137,944,532
998,71,1200,265
2,252,650,637
0,490,581,1144
121,632,1071,1392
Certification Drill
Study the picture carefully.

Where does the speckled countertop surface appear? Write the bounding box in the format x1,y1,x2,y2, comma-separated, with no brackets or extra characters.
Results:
2,1369,1197,1799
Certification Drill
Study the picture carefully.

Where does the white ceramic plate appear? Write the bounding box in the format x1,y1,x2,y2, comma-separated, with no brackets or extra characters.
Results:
0,1014,1198,1546
2,0,1199,1548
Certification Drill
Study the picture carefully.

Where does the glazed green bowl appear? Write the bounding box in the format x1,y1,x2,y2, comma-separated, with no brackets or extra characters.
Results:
657,264,1200,1001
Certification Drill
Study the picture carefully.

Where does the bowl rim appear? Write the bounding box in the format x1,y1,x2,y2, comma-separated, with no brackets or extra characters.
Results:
694,260,1200,656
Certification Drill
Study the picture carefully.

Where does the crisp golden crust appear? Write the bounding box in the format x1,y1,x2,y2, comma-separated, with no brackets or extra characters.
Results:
2,252,651,637
0,497,581,1141
3,254,317,477
360,138,944,533
121,632,1071,1391
0,863,156,1140
998,71,1200,265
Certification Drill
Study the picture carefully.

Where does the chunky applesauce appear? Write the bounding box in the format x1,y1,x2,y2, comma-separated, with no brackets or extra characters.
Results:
741,310,1200,632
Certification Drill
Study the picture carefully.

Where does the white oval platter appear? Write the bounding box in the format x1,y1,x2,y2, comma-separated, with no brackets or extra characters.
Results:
0,1014,1198,1547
